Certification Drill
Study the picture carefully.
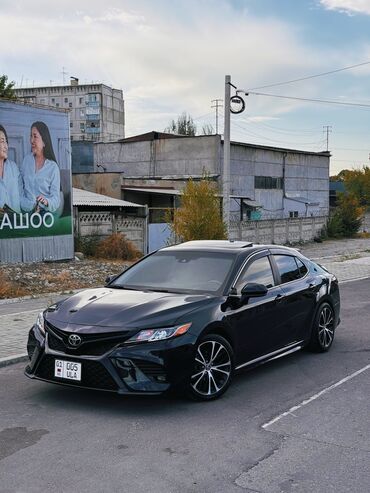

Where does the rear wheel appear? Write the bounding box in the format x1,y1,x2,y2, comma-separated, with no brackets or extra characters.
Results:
188,334,234,401
308,302,335,352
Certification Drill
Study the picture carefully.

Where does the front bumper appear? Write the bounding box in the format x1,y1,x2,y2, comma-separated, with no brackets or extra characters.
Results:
25,325,197,395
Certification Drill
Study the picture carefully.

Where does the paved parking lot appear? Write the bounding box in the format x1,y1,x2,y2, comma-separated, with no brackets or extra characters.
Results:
0,278,369,493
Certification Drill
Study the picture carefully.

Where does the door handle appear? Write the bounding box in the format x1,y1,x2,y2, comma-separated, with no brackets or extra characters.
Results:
275,294,285,302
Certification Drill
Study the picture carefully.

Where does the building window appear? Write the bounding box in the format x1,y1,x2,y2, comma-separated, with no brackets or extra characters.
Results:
80,123,85,132
289,211,299,218
255,176,283,189
69,102,73,108
79,97,83,104
80,109,85,117
70,122,73,128
64,97,68,103
56,103,60,107
51,98,55,103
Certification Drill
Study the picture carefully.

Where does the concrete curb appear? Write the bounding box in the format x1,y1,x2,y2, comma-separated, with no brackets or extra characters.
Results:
0,289,82,306
0,354,28,368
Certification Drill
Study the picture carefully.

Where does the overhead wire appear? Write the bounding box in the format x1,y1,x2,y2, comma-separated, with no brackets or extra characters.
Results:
248,61,370,91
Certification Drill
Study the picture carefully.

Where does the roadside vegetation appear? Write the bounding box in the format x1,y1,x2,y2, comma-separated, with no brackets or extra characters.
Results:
324,193,365,239
328,166,369,238
167,177,227,242
75,232,142,260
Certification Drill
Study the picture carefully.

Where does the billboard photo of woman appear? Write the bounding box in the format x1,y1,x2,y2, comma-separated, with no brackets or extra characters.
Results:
0,124,22,213
21,121,62,215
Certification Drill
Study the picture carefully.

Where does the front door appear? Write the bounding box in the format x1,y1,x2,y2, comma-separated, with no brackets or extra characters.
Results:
225,252,288,366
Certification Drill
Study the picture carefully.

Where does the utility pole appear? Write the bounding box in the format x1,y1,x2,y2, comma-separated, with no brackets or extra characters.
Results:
223,76,231,238
61,67,68,85
323,125,332,151
211,99,223,134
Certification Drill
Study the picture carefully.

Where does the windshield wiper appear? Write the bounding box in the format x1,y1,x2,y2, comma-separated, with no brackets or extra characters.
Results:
144,288,170,293
109,285,140,291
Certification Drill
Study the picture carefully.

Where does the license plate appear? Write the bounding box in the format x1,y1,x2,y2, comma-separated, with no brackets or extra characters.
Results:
54,359,81,381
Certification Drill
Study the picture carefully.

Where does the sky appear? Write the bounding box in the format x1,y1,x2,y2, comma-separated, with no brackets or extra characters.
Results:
2,0,370,175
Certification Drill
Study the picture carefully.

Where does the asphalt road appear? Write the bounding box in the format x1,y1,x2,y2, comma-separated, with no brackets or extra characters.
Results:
0,279,369,493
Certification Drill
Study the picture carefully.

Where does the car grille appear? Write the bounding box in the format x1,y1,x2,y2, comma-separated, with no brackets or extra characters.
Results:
45,321,128,356
35,355,118,390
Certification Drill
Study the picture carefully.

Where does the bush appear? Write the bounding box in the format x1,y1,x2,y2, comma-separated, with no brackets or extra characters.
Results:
95,233,142,260
169,178,227,241
74,235,101,257
325,193,364,238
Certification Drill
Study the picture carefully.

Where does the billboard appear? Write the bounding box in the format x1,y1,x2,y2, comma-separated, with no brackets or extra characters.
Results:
0,100,73,262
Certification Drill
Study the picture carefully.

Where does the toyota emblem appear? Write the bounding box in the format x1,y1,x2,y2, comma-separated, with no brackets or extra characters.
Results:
68,334,82,346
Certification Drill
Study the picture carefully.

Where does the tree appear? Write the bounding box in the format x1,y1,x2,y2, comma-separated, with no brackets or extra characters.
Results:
201,123,214,135
164,112,197,136
168,178,226,241
0,75,16,99
325,192,364,238
343,166,370,206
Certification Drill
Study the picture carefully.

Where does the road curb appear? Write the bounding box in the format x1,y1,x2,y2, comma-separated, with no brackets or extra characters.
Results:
0,289,82,306
0,354,28,368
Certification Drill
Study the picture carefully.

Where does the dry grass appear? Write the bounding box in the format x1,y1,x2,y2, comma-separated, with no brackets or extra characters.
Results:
95,233,142,260
0,271,27,299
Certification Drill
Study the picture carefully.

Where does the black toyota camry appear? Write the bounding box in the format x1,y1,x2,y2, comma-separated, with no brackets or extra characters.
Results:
25,241,340,400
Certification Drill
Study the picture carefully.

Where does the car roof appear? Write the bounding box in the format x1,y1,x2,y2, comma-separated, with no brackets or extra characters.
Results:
160,240,301,255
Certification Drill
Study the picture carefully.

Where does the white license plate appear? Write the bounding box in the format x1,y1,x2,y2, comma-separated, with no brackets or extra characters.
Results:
54,359,81,381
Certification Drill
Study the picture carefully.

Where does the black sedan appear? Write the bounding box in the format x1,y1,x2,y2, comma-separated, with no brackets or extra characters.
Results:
25,241,340,401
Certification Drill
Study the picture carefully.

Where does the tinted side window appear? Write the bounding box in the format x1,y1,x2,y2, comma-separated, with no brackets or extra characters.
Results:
235,256,275,292
274,255,305,284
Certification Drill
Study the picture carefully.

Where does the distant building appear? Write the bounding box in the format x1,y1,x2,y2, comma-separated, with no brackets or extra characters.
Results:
91,132,330,221
15,78,125,142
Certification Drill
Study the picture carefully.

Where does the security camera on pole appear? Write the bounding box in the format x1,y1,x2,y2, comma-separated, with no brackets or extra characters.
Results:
223,76,246,239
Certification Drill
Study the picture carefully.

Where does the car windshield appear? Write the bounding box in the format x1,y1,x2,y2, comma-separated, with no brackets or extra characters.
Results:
110,250,236,294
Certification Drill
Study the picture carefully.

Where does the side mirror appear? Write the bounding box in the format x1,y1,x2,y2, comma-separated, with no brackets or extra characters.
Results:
105,274,117,285
222,282,268,311
241,282,268,299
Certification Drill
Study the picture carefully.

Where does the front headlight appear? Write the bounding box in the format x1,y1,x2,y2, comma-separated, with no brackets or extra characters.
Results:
35,312,45,336
125,323,192,344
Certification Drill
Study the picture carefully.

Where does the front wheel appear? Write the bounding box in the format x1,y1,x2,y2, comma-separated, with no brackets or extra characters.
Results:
188,334,234,401
308,302,335,352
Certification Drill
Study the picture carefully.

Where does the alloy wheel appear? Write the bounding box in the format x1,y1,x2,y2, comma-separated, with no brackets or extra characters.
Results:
318,305,335,349
190,339,232,398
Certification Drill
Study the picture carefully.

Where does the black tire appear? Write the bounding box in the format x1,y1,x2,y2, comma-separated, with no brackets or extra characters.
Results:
308,302,335,352
187,334,234,401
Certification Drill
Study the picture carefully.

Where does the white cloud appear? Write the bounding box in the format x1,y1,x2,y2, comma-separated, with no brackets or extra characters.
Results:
319,0,370,15
1,0,369,139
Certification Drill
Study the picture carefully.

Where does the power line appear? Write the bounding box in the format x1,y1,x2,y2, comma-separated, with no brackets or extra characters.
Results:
248,91,370,109
248,61,370,91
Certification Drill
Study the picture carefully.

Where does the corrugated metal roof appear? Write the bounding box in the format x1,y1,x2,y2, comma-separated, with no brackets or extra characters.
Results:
73,188,144,208
122,187,182,196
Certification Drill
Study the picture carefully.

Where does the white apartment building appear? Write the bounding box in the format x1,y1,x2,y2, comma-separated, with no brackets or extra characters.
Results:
15,78,125,142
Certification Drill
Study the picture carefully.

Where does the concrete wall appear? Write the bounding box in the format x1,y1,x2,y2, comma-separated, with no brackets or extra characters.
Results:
75,211,146,253
72,173,122,199
227,144,329,219
229,216,327,244
94,135,220,178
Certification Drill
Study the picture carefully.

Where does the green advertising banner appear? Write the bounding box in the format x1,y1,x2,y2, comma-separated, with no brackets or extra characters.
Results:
0,101,72,242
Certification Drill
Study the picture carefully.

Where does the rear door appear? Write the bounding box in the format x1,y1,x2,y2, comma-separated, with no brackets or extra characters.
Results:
270,251,317,343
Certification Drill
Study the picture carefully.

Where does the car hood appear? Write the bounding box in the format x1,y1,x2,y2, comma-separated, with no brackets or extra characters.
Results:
45,287,214,333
